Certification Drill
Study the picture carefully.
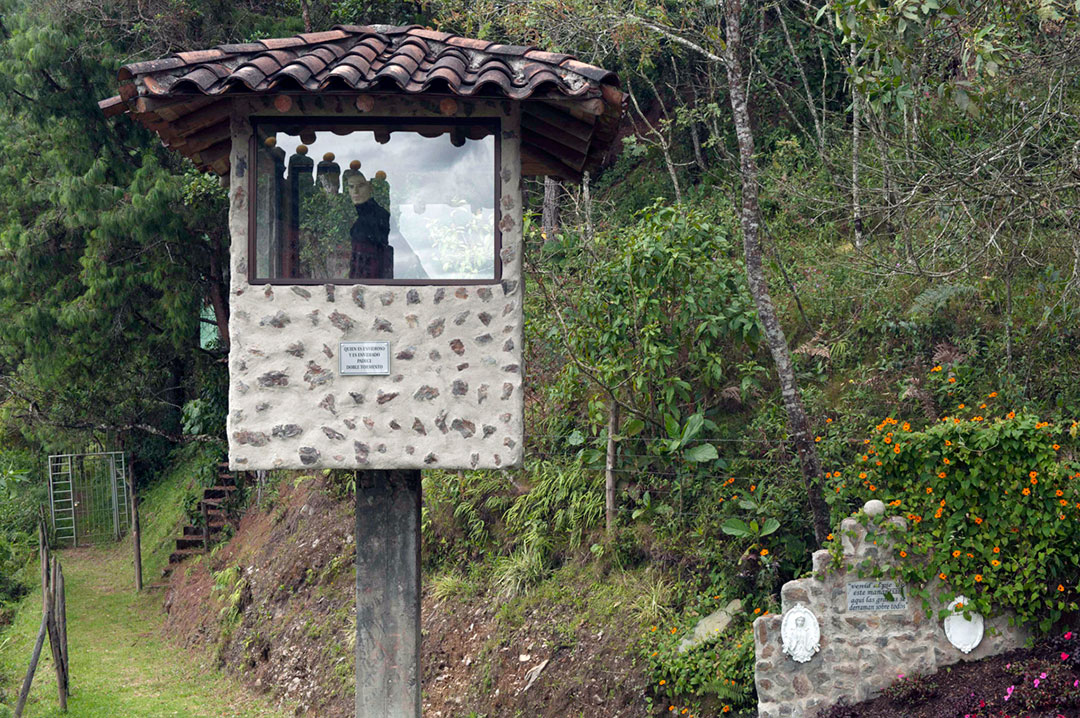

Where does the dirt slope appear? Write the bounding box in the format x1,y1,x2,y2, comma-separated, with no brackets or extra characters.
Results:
163,476,650,717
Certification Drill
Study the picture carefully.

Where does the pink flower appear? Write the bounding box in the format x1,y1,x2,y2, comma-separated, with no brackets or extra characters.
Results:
1062,652,1070,660
1034,678,1040,687
1066,631,1074,640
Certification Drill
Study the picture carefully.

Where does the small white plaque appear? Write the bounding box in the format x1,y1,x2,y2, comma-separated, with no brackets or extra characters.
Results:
846,580,908,612
339,341,390,376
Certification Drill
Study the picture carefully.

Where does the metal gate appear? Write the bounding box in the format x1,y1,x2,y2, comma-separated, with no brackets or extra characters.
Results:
48,452,130,547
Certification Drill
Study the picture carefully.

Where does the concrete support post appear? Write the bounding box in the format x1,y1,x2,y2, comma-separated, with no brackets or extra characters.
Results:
355,470,421,718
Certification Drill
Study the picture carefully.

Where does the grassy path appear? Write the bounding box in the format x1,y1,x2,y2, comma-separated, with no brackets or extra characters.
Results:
0,545,290,718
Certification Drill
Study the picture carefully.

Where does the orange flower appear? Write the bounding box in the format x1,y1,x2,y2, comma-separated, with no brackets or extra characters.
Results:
876,461,883,466
993,546,1000,553
939,572,948,580
1057,490,1064,497
827,534,834,540
1031,477,1038,486
900,551,908,558
660,679,667,685
1023,488,1031,496
975,574,983,582
1061,500,1069,507
826,418,833,423
991,559,1000,566
974,517,983,525
1059,585,1066,592
760,549,769,557
754,608,762,614
958,404,966,409
938,472,947,479
989,392,998,398
1053,444,1060,450
1007,411,1016,419
926,487,934,494
894,445,901,454
980,403,987,409
859,472,868,479
952,550,961,558
966,553,973,558
1030,471,1038,479
869,485,877,491
750,485,757,492
945,440,953,446
948,377,957,383
883,436,892,444
815,436,822,442
943,459,951,465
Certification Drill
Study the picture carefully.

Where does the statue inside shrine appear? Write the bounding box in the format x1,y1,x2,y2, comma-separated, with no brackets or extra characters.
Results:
343,161,393,280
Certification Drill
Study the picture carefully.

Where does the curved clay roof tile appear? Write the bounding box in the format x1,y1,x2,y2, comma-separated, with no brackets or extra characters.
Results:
102,26,624,179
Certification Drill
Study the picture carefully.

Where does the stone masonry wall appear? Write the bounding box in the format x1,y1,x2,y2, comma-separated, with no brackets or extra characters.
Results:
753,507,1030,717
225,97,524,471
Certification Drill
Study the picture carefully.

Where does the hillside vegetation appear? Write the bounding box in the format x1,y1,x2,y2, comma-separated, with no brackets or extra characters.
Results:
0,0,1078,715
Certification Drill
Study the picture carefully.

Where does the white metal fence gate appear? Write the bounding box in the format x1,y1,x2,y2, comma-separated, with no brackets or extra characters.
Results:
48,452,130,547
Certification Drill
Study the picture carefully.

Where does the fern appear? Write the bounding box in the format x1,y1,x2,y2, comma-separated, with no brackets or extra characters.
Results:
907,283,975,317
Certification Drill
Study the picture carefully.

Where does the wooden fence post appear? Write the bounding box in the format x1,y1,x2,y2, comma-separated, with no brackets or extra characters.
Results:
129,461,142,592
202,500,211,554
14,576,51,718
57,561,69,695
46,557,67,711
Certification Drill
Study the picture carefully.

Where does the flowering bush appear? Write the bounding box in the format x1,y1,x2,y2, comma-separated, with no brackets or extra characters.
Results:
830,403,1079,631
644,619,756,716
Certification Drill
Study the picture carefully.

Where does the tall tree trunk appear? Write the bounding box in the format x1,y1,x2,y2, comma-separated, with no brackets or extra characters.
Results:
301,0,312,32
582,171,595,242
605,401,619,535
851,45,864,248
723,0,831,544
208,234,230,349
542,176,560,238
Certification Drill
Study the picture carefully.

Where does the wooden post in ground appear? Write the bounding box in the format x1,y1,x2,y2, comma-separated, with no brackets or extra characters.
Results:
202,500,211,554
14,577,52,718
129,461,143,592
38,517,49,612
355,470,421,718
46,557,67,711
57,561,69,695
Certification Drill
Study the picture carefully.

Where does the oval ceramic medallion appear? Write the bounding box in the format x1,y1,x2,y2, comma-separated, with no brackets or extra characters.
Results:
781,604,821,663
943,595,984,654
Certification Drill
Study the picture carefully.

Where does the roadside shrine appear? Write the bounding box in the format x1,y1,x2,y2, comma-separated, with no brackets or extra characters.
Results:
101,24,623,717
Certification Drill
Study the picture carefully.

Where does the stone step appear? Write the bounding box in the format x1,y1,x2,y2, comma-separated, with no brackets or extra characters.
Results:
175,536,206,551
182,523,224,537
203,485,237,499
168,548,203,564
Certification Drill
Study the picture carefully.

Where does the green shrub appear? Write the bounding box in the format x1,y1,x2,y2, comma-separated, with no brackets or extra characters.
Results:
830,401,1079,632
646,621,756,715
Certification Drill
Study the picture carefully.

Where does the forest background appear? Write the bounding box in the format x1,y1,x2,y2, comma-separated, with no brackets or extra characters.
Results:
0,0,1078,714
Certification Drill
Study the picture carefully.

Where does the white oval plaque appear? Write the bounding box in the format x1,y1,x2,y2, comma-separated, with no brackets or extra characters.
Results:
781,604,821,663
943,595,984,654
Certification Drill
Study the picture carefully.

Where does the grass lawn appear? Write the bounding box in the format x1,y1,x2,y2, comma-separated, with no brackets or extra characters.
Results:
0,543,290,718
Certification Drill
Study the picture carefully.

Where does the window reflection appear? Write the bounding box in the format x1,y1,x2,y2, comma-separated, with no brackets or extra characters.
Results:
253,122,498,282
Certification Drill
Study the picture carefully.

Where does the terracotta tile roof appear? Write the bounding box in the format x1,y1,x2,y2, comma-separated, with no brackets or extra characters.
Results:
100,24,624,179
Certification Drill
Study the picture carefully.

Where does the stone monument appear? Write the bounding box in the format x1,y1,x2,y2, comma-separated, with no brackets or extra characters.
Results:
753,501,1031,718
